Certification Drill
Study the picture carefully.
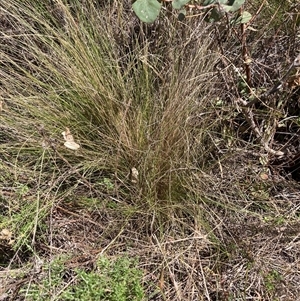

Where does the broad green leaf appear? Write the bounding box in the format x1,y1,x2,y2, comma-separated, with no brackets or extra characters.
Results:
132,0,162,23
172,0,190,10
231,11,252,25
239,11,252,24
241,11,252,24
231,0,245,11
203,0,216,5
221,5,233,12
223,0,245,12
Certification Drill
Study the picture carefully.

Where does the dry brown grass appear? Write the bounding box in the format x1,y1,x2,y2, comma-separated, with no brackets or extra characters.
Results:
0,0,300,300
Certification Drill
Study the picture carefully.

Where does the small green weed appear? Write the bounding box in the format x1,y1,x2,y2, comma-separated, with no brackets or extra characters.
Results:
21,255,145,301
101,177,115,191
264,269,282,294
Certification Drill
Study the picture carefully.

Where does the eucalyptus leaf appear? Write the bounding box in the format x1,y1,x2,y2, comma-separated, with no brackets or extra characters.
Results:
224,0,245,12
172,0,190,10
239,11,252,24
231,11,252,25
203,0,215,5
132,0,162,23
221,5,233,12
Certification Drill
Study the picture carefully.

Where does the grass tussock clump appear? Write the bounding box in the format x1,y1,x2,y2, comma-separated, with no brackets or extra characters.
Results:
0,0,218,235
1,1,300,300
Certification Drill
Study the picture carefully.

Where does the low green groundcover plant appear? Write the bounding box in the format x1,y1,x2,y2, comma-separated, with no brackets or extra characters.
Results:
22,256,145,301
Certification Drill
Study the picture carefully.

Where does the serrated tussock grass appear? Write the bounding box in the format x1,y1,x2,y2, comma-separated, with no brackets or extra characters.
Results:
1,2,300,300
0,0,219,240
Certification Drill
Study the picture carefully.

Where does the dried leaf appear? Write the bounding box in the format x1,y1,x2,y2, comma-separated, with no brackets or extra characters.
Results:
0,228,12,241
131,167,139,183
64,141,80,150
293,54,300,67
62,127,80,150
62,127,75,142
286,73,300,90
260,173,269,180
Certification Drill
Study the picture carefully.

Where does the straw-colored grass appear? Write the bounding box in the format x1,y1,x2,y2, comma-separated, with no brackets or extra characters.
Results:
1,0,220,247
1,1,299,300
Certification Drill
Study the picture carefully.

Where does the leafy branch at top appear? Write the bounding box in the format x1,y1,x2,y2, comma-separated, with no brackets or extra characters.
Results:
132,0,251,24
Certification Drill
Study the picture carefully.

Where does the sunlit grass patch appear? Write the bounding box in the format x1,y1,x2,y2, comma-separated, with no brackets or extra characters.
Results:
1,1,299,300
0,0,219,240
